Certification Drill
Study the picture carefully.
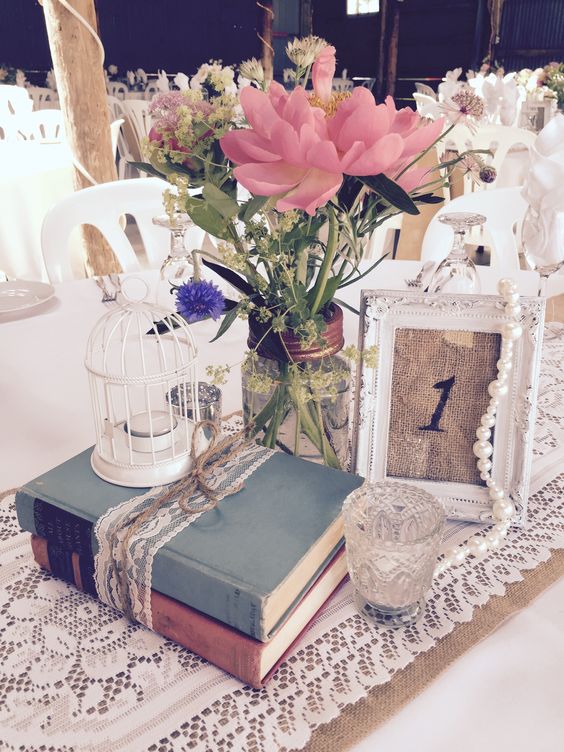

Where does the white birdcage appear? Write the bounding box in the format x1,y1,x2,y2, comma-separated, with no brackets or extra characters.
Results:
85,279,204,487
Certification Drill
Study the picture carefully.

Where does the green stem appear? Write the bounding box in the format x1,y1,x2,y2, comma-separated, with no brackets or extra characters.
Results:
309,207,339,314
395,122,456,180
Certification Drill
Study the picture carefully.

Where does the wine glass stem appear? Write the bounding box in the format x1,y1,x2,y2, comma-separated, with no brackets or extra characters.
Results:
171,229,186,257
539,274,549,299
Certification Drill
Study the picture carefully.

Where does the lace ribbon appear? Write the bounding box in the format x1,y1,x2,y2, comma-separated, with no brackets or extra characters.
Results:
94,423,274,628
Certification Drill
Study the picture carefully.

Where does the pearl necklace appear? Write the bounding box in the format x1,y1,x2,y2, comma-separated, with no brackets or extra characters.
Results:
434,278,523,577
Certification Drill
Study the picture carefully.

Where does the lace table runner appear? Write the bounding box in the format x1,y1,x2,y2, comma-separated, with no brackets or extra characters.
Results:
1,325,564,752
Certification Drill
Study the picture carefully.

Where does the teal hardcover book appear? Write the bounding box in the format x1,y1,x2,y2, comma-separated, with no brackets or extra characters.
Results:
16,448,362,641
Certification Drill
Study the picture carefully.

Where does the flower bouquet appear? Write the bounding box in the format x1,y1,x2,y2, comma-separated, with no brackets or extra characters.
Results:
135,37,483,468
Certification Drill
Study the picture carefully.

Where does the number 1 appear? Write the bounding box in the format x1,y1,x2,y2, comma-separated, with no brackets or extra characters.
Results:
418,375,455,433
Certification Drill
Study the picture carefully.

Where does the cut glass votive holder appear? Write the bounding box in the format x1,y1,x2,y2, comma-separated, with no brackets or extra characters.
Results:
343,481,445,628
167,381,222,426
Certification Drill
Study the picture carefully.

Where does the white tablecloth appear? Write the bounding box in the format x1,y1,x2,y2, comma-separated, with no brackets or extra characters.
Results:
0,141,75,281
2,261,560,752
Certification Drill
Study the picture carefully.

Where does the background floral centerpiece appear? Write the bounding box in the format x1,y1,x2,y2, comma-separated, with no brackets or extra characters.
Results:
136,36,482,468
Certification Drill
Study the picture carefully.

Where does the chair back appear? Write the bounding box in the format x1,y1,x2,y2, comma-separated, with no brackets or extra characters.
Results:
108,81,128,100
27,86,59,110
420,186,527,272
413,93,441,119
331,78,354,92
446,123,536,189
0,116,18,141
122,99,152,149
110,118,124,157
0,85,33,116
18,109,66,142
144,82,160,100
41,178,173,283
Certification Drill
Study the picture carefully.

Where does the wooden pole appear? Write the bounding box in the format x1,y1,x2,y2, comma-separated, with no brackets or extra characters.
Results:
42,0,121,276
376,0,388,101
258,1,274,84
385,1,401,98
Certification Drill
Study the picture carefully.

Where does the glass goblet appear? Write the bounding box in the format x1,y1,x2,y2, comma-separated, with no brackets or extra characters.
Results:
427,212,486,294
521,204,564,298
153,212,197,288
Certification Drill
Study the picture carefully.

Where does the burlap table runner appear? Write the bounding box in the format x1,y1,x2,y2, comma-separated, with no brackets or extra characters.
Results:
303,548,564,752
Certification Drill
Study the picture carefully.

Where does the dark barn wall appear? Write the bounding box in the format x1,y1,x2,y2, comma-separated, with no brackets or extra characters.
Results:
0,1,261,74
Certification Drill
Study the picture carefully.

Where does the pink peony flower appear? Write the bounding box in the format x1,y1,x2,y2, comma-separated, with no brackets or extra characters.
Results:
220,49,444,215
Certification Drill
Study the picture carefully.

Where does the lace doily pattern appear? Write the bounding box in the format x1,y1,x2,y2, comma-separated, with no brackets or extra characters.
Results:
95,441,273,629
1,332,564,752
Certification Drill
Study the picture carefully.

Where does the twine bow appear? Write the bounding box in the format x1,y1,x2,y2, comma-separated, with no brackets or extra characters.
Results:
115,420,253,621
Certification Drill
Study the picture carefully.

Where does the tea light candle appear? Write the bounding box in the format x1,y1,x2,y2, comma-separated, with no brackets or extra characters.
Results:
124,411,177,453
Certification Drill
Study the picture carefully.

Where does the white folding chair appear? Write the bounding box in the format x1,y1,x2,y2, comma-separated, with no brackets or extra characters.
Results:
0,115,18,141
331,78,354,92
41,178,175,283
0,85,33,116
144,82,160,100
110,118,124,157
121,99,152,144
420,186,527,273
18,109,66,142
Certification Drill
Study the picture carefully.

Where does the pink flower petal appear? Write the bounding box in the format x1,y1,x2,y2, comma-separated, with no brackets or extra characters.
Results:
344,133,405,176
335,102,390,152
233,161,306,196
276,167,342,215
270,120,302,164
399,117,444,158
282,87,315,132
240,86,280,138
312,45,336,104
268,80,289,116
220,130,281,165
306,139,342,174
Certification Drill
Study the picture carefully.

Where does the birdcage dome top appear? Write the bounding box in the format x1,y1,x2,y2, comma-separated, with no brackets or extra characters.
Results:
85,297,198,383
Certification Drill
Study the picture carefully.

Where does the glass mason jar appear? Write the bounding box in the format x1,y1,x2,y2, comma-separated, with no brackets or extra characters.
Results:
241,304,351,469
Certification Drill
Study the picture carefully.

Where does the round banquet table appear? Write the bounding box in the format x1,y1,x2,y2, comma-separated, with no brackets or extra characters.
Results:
0,141,75,282
1,262,563,752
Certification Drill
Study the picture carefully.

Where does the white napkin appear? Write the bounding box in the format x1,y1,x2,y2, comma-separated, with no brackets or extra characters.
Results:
126,70,136,87
136,68,148,85
482,73,520,125
174,72,190,91
438,67,462,102
156,70,170,92
522,114,564,211
15,69,27,88
521,114,564,268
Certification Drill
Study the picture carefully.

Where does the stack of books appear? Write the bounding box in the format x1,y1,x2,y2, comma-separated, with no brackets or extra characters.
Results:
16,448,362,688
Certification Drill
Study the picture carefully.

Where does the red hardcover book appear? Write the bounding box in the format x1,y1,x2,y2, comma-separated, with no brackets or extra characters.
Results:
31,535,348,689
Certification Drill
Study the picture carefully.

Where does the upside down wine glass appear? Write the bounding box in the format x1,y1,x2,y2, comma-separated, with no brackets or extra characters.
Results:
427,212,487,294
153,212,197,287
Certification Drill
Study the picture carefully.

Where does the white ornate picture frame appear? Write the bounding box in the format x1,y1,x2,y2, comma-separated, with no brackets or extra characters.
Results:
352,290,545,525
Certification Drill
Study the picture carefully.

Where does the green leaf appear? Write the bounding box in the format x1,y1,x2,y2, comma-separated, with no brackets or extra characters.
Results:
310,275,341,312
413,193,445,204
202,183,239,220
359,173,420,215
128,161,167,179
209,306,238,342
184,196,231,240
202,258,255,296
333,297,360,316
238,195,269,223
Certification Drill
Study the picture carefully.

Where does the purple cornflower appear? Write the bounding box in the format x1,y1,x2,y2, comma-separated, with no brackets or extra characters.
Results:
175,279,225,323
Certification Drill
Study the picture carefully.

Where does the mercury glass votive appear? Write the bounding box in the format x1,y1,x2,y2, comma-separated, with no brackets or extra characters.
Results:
343,481,445,628
167,381,222,425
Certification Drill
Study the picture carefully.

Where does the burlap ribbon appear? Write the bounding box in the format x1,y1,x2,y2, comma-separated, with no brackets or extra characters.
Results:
115,420,254,621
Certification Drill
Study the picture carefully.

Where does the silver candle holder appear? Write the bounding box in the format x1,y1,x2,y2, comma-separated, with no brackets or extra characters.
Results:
167,381,222,426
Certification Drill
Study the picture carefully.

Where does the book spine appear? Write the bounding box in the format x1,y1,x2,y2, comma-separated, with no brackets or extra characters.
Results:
17,491,267,640
30,535,266,689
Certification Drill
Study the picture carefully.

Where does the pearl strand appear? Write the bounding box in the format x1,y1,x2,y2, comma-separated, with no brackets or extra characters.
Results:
434,278,522,578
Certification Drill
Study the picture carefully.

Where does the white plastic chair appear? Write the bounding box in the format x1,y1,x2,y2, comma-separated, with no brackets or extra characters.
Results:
0,115,18,141
41,177,174,283
18,109,66,142
110,118,124,157
144,82,160,100
446,124,536,190
107,81,128,100
122,99,152,143
107,96,140,179
27,86,59,110
0,85,33,116
420,187,527,273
